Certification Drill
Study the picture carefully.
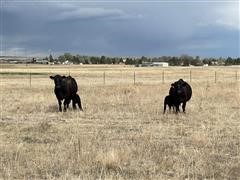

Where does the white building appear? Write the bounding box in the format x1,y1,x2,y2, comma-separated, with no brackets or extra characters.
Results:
151,62,169,67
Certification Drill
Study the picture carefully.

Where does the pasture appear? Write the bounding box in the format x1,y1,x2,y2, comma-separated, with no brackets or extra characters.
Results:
0,64,239,179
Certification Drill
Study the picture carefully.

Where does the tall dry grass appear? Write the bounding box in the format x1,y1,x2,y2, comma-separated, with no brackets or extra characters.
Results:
0,65,239,179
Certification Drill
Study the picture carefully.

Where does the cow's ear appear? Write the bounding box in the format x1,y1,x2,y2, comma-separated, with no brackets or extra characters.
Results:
62,75,66,78
50,76,54,80
182,82,187,86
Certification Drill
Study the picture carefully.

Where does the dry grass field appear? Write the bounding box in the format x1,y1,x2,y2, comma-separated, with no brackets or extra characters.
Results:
0,64,239,179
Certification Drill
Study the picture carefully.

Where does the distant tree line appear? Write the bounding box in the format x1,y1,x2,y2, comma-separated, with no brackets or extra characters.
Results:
55,53,125,65
52,53,240,66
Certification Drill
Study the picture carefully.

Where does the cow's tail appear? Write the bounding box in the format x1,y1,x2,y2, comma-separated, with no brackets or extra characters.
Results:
75,94,83,111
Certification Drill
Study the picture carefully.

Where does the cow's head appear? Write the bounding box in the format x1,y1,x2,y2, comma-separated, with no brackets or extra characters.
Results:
171,79,187,96
50,75,66,89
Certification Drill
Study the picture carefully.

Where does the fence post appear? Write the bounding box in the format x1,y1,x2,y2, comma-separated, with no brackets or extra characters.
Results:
134,71,136,85
162,70,164,84
29,72,32,87
103,71,106,85
190,70,192,82
215,71,217,83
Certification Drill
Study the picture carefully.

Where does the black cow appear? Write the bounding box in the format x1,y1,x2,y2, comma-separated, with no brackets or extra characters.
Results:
166,79,192,113
50,75,83,112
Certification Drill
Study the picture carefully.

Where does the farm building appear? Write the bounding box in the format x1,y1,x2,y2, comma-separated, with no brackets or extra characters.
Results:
34,59,49,64
0,56,33,64
136,61,169,67
151,62,169,67
0,56,50,64
139,61,152,67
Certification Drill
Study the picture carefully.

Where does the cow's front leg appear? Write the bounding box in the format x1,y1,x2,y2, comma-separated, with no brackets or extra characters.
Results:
58,99,62,112
63,99,70,112
168,105,172,112
67,101,70,108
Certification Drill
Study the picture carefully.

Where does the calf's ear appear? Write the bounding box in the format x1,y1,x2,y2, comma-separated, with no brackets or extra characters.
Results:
50,76,54,80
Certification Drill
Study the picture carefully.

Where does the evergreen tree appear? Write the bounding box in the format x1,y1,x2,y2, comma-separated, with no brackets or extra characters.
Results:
49,54,54,62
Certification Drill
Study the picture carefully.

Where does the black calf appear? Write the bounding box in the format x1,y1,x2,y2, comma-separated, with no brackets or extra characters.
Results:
163,95,175,113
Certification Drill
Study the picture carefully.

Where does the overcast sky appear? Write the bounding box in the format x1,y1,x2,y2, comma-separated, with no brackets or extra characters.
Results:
1,0,239,58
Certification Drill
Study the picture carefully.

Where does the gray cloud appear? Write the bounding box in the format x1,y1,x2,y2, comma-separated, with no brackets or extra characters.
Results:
1,1,239,57
52,7,142,22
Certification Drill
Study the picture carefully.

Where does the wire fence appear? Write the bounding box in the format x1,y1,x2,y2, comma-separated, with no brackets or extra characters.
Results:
1,67,240,87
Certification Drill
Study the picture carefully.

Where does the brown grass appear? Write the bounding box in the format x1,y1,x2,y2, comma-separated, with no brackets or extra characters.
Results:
0,64,239,179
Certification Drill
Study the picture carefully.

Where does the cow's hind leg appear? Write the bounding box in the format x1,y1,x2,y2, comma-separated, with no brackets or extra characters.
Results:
72,97,77,109
182,102,186,113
